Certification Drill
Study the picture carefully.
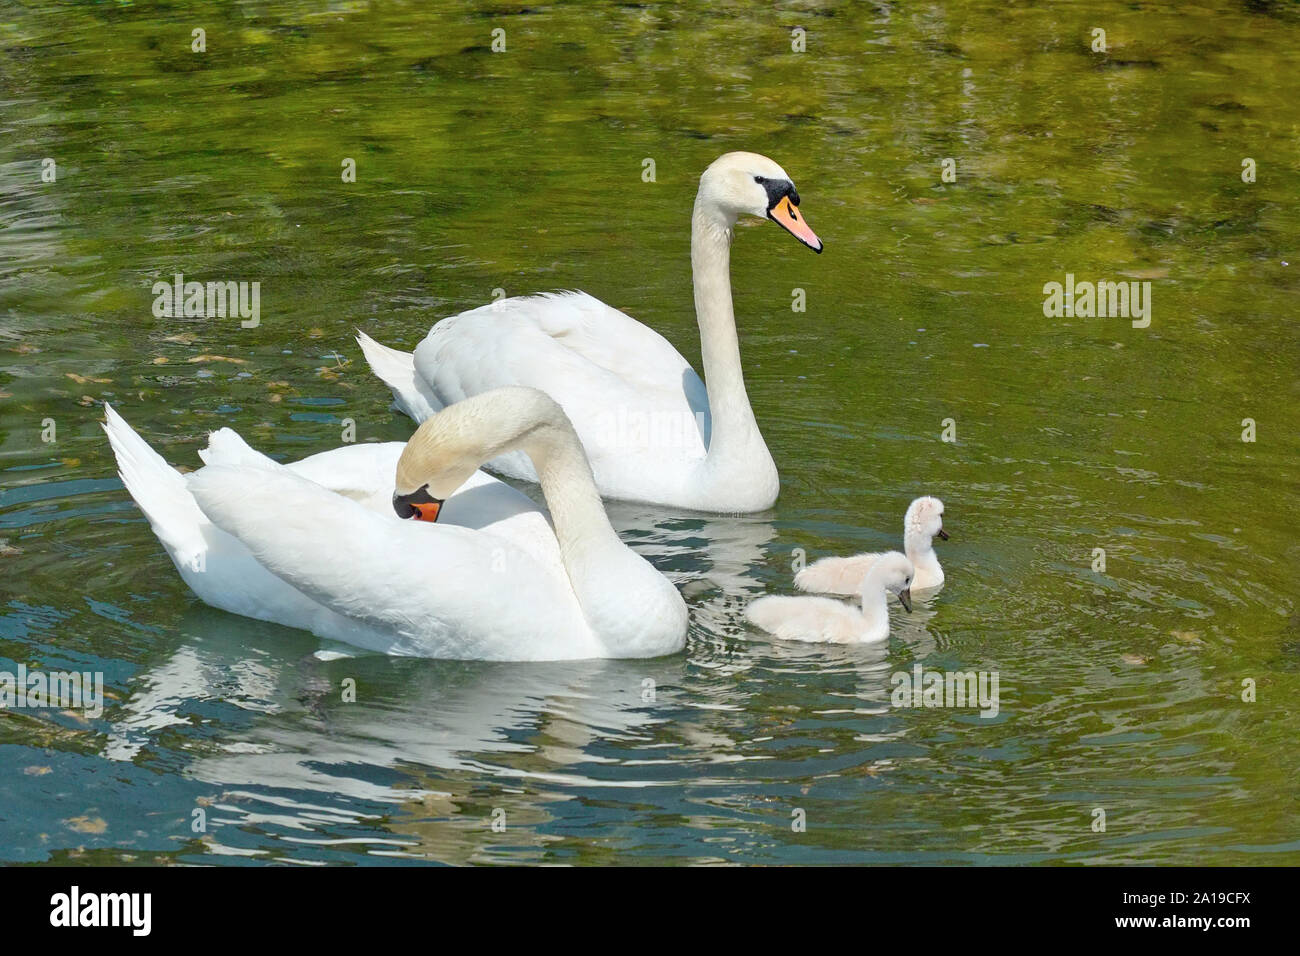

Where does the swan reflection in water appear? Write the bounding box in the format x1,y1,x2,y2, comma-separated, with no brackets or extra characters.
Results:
98,581,932,861
102,606,687,861
96,482,937,862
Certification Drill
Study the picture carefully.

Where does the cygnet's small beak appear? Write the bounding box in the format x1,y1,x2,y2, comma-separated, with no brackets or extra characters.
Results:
897,588,913,613
768,195,823,253
393,485,444,523
937,528,950,541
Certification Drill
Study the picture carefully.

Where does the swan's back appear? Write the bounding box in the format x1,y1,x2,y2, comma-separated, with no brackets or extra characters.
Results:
420,292,701,403
794,552,886,596
410,292,711,484
745,594,878,644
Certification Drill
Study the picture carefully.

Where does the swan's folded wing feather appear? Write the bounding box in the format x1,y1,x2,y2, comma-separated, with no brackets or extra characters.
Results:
284,441,406,510
794,552,886,596
523,292,702,398
746,595,865,644
104,406,388,635
285,442,556,567
187,464,591,660
420,292,699,398
414,293,710,465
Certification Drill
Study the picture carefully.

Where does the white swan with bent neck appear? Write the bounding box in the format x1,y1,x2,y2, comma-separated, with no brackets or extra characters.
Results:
357,151,823,513
103,387,687,661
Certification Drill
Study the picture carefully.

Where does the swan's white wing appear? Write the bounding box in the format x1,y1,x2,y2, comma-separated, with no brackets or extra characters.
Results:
745,595,869,644
200,431,408,514
794,552,887,596
107,406,582,659
186,464,600,661
418,293,706,415
284,442,560,571
105,406,390,639
411,292,710,483
207,433,551,540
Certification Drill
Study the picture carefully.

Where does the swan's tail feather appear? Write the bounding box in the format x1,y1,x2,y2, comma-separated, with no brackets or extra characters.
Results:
745,595,794,635
794,553,883,596
102,403,208,568
356,329,442,423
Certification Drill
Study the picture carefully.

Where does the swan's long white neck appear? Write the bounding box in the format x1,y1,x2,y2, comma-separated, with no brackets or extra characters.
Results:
691,199,776,502
526,424,625,565
398,389,685,655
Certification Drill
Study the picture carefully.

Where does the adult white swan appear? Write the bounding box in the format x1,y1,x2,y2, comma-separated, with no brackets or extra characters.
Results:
358,151,822,513
102,387,687,661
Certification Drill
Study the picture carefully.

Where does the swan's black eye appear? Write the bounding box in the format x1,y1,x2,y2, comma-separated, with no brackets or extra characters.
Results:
753,175,796,210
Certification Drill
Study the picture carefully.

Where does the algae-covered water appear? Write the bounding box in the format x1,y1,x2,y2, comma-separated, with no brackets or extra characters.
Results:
1,1,1297,864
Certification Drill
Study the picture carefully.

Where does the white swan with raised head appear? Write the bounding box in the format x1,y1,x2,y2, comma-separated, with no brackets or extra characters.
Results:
358,151,822,513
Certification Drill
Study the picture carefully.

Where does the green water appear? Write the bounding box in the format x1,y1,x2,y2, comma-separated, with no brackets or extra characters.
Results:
1,0,1298,864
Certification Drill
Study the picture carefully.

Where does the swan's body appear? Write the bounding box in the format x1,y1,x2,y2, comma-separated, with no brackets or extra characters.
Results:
795,497,947,596
102,388,687,661
358,151,822,513
746,552,915,644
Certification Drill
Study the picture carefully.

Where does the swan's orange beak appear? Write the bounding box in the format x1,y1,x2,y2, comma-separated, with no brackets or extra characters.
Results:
393,487,443,523
410,501,441,522
769,195,822,253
